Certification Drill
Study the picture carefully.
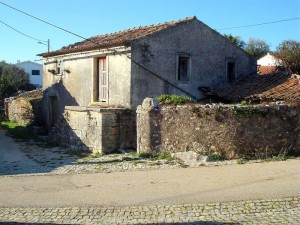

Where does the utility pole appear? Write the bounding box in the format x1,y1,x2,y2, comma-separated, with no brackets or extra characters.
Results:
38,39,50,52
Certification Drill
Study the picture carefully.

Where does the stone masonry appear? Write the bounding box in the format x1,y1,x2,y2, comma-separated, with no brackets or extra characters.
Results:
48,106,133,153
137,98,300,159
4,89,43,126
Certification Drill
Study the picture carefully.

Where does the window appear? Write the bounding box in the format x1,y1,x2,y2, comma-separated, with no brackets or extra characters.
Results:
177,56,190,82
56,60,63,74
93,57,108,103
227,62,236,84
32,70,40,75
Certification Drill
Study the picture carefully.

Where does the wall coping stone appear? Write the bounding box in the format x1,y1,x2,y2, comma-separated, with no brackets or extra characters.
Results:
65,106,128,112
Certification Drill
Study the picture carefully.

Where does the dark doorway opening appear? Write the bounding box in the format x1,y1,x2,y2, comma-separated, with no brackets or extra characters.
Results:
227,62,236,84
49,96,58,127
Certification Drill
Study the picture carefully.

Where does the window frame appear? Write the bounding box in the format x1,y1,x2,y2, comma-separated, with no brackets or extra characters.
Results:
31,70,40,76
56,60,64,75
176,55,191,83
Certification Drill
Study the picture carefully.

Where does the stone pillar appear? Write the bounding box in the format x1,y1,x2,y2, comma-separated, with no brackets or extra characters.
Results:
136,98,156,154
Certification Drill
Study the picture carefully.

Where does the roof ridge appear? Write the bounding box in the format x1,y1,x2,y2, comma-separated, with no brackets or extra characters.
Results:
39,16,197,57
82,16,197,40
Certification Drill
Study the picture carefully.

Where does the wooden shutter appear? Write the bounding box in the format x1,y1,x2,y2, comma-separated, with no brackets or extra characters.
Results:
98,57,108,102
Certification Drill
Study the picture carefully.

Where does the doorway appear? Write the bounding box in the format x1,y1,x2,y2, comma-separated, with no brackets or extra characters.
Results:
49,96,58,127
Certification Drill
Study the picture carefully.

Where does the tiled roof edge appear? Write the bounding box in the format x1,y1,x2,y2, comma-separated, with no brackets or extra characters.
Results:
38,16,197,58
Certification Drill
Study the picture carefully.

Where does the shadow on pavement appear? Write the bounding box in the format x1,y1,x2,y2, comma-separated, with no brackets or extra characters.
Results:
0,80,86,176
0,127,84,176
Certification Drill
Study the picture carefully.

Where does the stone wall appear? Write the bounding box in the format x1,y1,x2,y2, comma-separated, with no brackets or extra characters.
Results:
48,106,134,153
137,98,300,159
4,90,43,126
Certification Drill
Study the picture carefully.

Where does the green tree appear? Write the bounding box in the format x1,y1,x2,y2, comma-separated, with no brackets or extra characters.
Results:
274,40,300,74
0,61,29,99
223,34,246,49
245,39,270,58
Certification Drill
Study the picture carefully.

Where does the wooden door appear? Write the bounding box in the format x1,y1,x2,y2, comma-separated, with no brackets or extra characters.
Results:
49,96,58,127
98,57,108,102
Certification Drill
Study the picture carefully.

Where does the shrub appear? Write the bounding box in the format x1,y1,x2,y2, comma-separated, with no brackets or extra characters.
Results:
240,100,250,106
156,94,193,104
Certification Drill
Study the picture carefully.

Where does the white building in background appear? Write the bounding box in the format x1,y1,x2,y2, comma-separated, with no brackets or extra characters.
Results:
15,60,43,88
257,53,283,75
257,53,281,66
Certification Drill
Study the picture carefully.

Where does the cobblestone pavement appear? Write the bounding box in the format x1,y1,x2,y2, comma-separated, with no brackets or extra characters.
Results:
0,196,299,224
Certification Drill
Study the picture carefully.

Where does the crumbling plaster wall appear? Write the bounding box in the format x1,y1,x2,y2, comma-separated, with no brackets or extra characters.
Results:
137,98,300,159
130,19,257,107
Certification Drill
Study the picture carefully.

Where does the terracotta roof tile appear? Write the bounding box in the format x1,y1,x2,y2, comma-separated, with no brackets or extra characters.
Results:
39,16,197,57
211,72,300,102
258,66,280,75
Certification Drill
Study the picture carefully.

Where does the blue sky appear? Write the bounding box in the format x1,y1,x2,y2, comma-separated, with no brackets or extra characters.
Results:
0,0,299,64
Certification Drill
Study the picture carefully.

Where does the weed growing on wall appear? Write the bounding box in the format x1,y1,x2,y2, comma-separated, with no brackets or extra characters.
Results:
156,94,193,104
202,151,224,161
239,100,251,106
232,106,267,117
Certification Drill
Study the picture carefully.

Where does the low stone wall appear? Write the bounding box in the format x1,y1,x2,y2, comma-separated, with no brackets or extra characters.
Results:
48,106,134,153
137,98,300,159
4,90,43,126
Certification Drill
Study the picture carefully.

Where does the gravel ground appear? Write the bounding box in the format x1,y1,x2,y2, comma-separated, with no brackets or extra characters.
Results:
0,142,262,177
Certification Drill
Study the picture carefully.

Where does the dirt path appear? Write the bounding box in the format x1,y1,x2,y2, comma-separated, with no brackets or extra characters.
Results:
0,159,299,207
0,128,41,174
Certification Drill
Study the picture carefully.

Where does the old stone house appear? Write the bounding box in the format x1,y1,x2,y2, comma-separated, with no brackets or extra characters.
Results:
37,16,257,153
39,16,256,129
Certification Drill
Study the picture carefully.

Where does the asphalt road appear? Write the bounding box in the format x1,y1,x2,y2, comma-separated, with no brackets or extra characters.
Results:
1,159,299,207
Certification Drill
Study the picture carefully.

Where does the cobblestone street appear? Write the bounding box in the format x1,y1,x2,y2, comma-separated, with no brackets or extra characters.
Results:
1,197,299,224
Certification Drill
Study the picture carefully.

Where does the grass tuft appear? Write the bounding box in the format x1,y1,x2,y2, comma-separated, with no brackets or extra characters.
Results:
0,120,42,142
156,94,193,104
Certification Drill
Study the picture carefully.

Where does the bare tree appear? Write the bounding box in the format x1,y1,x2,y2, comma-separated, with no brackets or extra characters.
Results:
274,40,300,74
245,39,270,59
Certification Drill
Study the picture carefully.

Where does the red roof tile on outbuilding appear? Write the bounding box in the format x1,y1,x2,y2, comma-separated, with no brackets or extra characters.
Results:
210,72,300,102
258,66,280,75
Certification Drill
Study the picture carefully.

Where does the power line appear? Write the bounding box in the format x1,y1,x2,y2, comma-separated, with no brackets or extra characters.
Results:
0,1,98,45
0,20,46,42
217,17,300,31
